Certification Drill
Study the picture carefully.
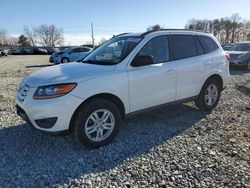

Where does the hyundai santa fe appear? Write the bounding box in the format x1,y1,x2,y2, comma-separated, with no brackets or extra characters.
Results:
16,30,230,148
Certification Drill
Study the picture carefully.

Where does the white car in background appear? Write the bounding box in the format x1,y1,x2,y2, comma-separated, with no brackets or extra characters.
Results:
49,46,93,64
16,30,229,148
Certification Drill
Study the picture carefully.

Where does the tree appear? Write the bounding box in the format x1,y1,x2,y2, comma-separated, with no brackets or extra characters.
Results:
230,13,241,43
0,28,7,45
34,24,64,46
18,35,31,46
98,37,107,45
23,24,64,46
147,24,163,31
185,13,250,44
23,26,36,46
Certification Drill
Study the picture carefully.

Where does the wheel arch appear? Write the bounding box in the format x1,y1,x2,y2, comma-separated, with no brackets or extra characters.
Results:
69,93,126,132
201,74,223,92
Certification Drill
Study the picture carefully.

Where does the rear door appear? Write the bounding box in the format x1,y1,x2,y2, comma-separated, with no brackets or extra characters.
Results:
69,48,82,61
169,35,211,100
79,47,91,60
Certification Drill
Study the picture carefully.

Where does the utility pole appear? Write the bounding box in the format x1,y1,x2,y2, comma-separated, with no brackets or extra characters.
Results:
91,22,94,47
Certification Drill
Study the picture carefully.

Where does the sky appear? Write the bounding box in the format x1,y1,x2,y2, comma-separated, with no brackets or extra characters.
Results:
1,0,250,45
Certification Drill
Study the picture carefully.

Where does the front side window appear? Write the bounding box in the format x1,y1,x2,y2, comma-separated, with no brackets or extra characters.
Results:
84,36,142,65
137,36,169,64
170,35,197,60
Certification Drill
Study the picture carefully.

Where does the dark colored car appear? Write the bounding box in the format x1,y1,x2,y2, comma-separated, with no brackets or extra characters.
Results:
45,47,60,55
33,48,48,55
227,42,250,70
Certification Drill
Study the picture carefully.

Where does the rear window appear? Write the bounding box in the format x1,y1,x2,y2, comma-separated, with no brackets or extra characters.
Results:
198,35,219,53
170,35,197,60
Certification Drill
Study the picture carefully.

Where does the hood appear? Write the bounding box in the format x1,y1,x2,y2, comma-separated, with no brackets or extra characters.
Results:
24,62,116,87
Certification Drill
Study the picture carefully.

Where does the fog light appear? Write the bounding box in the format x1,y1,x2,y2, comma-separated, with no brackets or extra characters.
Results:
35,117,57,128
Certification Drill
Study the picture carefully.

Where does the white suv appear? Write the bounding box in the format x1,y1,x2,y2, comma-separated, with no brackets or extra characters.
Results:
16,30,230,148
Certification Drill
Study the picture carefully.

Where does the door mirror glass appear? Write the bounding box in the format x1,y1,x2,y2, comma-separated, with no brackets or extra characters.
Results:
131,55,153,67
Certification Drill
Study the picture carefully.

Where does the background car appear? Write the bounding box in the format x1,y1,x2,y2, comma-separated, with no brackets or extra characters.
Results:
0,49,8,56
49,46,93,64
33,47,48,55
45,47,60,55
226,42,250,70
11,47,22,55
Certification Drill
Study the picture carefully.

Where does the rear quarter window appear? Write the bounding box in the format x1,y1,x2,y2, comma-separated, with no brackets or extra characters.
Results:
198,35,219,53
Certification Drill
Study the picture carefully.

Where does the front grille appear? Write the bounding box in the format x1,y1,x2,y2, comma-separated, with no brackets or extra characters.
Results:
17,83,30,102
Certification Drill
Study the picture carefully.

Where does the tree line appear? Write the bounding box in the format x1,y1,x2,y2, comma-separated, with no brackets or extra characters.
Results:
0,24,64,47
185,13,250,44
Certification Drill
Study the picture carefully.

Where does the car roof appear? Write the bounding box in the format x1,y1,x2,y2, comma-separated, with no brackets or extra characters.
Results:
120,29,211,38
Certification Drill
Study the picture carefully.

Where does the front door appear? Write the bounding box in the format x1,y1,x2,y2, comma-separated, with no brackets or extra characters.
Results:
128,35,177,112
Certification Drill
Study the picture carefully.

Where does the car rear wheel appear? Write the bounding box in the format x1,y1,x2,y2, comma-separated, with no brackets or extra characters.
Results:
61,58,69,63
74,99,121,148
195,79,221,111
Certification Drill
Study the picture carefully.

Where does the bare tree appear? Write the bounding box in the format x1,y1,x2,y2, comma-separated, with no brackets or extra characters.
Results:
6,36,18,46
230,13,241,43
185,13,250,44
23,26,36,46
34,24,64,46
98,37,107,45
0,28,7,45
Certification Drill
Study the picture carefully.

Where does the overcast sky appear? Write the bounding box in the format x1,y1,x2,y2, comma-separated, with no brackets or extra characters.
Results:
1,0,250,45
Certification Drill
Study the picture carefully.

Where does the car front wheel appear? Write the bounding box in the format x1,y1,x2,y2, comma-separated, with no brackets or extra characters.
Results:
61,57,69,63
195,79,221,111
74,99,121,148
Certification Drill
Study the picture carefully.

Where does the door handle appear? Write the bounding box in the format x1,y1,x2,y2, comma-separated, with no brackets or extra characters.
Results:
165,69,176,74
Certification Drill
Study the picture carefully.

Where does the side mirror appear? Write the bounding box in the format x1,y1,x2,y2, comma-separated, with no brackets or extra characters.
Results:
131,55,153,67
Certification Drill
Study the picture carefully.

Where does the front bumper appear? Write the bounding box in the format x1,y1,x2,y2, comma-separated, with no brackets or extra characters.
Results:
16,87,84,133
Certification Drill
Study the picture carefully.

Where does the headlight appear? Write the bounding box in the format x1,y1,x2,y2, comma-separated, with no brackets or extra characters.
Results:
33,83,77,99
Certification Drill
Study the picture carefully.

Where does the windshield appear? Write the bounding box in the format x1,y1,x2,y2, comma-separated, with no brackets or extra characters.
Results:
230,43,250,51
83,36,142,65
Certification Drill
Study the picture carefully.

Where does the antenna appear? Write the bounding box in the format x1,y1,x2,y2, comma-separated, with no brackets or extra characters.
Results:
91,22,94,47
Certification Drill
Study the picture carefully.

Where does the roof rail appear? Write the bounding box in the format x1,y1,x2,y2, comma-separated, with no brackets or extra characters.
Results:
112,32,130,38
140,28,206,37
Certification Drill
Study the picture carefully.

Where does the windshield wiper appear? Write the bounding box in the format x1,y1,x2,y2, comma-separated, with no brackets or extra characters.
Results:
82,59,117,65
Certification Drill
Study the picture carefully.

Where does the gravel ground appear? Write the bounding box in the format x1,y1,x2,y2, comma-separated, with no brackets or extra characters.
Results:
0,55,249,187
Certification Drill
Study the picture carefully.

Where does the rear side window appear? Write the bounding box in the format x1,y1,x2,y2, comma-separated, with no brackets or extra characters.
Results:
80,48,90,52
170,35,197,60
138,35,169,64
72,48,81,53
198,35,219,53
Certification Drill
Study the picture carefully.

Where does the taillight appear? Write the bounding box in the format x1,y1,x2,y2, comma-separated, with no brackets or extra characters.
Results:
225,52,230,61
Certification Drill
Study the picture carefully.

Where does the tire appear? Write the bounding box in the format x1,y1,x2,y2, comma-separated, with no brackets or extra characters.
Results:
74,99,121,148
61,57,69,63
195,79,221,111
